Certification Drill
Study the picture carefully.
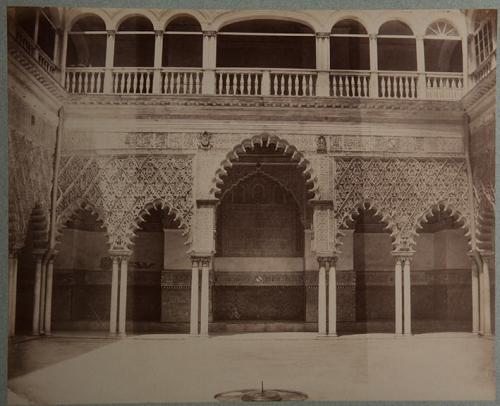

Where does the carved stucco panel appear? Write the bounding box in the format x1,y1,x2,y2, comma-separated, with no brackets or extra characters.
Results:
334,157,471,251
56,154,194,251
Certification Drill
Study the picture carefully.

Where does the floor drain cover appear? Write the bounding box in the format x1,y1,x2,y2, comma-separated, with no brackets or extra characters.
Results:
215,389,308,402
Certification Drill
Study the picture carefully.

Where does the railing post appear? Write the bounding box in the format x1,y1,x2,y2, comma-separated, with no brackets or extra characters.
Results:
103,30,115,93
316,32,330,97
202,31,217,95
262,70,271,96
369,34,378,98
153,30,163,94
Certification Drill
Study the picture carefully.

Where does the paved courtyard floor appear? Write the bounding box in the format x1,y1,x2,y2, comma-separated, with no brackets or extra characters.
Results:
7,332,496,404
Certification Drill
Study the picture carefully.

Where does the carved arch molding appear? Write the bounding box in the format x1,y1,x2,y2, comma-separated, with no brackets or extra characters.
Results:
334,157,471,252
56,155,194,250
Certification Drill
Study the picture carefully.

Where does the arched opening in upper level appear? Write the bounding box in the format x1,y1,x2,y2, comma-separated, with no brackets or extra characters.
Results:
330,19,369,70
163,16,202,67
424,20,463,73
216,19,316,69
67,15,107,67
114,15,155,67
377,20,416,71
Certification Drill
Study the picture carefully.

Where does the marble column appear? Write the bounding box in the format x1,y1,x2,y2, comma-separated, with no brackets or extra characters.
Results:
202,31,217,94
109,256,120,334
8,252,18,337
416,35,426,98
315,32,331,97
200,257,210,336
470,255,480,334
393,256,403,335
103,30,116,93
190,257,200,335
481,253,492,336
43,257,54,335
39,258,48,333
118,255,129,335
403,257,412,336
318,258,327,336
60,28,68,87
369,34,379,97
327,257,338,337
153,30,164,93
32,254,43,335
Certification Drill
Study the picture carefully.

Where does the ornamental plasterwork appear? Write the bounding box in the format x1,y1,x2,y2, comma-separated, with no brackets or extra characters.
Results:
56,155,194,251
334,158,471,252
8,128,54,251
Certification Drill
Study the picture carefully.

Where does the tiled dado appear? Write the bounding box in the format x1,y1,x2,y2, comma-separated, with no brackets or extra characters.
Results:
49,268,473,287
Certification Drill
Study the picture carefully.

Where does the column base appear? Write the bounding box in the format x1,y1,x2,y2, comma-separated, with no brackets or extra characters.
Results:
328,333,338,337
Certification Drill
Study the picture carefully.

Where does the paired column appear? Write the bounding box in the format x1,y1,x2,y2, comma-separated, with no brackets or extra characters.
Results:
8,251,19,337
189,256,211,336
479,253,492,336
108,252,130,336
32,252,44,335
392,252,413,336
315,32,331,97
469,253,480,334
317,256,338,337
202,31,217,94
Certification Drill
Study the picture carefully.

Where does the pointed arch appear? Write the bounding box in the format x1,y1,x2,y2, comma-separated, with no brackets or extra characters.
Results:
210,134,319,199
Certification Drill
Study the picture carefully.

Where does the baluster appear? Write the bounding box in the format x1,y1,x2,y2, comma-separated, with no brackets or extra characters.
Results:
403,77,409,99
237,73,243,95
77,73,83,94
70,73,76,93
180,73,186,94
339,76,344,97
137,72,143,94
89,72,96,93
173,72,178,94
356,76,361,97
223,73,229,95
198,72,202,94
347,76,352,97
189,73,194,94
123,73,128,94
362,76,368,97
387,77,392,98
97,72,103,93
332,76,337,97
278,74,284,96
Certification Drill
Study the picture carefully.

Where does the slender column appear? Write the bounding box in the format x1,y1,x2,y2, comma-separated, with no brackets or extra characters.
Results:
461,35,468,91
481,254,492,336
394,256,403,335
470,256,480,334
33,9,40,59
315,33,331,97
43,258,54,335
118,255,129,335
327,257,337,337
32,254,43,335
11,255,19,336
109,256,119,334
190,258,200,335
403,257,412,335
369,34,378,97
202,31,216,95
478,258,485,334
103,30,116,93
8,252,18,337
39,259,48,333
60,28,68,87
53,28,60,64
416,35,426,99
153,30,164,94
200,257,210,336
318,258,327,336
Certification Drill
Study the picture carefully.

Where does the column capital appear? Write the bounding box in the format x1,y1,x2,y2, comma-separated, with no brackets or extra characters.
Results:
203,30,217,38
154,29,164,36
191,254,212,266
109,250,131,261
315,32,330,39
106,30,116,36
391,250,415,261
369,34,377,40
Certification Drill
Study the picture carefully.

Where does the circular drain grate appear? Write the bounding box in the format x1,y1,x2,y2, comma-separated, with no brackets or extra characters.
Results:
215,389,308,402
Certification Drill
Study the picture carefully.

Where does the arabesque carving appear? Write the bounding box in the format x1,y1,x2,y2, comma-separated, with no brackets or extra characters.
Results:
56,154,194,250
334,157,471,251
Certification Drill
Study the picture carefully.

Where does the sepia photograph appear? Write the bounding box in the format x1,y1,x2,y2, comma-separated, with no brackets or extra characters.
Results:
4,4,497,404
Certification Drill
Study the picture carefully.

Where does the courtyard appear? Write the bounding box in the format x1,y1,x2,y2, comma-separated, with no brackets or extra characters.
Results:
7,332,496,404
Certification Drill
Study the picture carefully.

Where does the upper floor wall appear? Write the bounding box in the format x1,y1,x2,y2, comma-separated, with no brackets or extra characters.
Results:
7,7,497,102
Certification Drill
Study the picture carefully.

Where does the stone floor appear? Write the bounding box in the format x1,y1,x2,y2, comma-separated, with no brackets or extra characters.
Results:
7,332,496,404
